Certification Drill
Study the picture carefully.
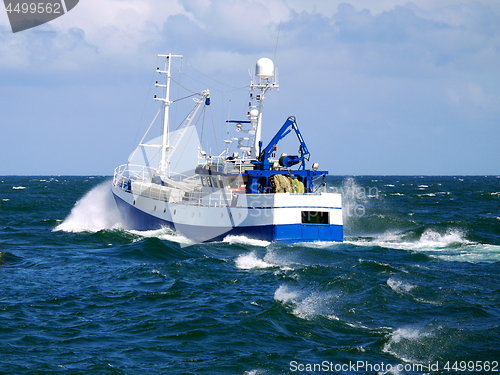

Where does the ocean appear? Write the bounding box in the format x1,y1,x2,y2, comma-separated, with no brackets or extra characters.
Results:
1,175,499,374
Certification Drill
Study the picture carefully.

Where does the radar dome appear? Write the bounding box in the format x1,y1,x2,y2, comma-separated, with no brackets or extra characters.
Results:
248,109,259,120
255,57,274,80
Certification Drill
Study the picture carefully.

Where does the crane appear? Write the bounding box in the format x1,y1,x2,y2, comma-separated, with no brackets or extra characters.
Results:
256,116,310,170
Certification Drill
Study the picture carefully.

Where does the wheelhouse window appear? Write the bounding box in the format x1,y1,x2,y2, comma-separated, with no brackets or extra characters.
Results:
227,177,239,189
211,177,218,188
301,211,329,224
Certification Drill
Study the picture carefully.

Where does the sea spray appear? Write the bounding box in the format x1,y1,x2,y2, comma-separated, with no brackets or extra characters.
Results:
54,181,125,232
235,252,276,269
328,177,380,234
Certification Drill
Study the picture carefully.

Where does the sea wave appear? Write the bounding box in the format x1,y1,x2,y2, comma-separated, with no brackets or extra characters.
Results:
383,327,435,363
54,181,124,233
223,235,270,247
433,244,500,263
274,285,340,321
235,252,276,269
274,285,301,304
351,228,471,250
130,227,195,246
387,277,416,294
349,228,500,263
235,250,294,271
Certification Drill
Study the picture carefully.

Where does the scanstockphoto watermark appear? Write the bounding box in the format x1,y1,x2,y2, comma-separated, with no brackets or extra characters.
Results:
290,360,499,373
330,183,380,218
290,360,434,373
3,0,79,33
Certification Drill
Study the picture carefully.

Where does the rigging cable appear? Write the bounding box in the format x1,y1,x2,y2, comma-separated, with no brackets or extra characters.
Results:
209,101,220,155
172,57,183,135
274,19,281,65
127,106,163,164
132,56,160,150
172,106,206,172
173,65,248,94
184,61,237,89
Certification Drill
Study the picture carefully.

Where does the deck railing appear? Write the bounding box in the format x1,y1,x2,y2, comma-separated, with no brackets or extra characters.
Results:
113,163,327,208
113,164,234,207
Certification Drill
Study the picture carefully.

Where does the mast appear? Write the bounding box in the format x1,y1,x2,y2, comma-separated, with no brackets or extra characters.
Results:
250,57,279,158
155,54,183,177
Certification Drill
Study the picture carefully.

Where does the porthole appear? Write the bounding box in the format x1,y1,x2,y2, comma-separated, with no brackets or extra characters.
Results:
220,213,223,218
238,213,241,219
174,209,177,215
154,206,156,211
164,208,166,213
192,212,194,217
133,200,136,205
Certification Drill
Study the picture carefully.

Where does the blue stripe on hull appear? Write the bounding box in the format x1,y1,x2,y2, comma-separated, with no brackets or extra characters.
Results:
113,193,343,243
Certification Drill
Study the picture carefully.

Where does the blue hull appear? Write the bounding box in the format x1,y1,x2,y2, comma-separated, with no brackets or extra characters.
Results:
114,194,343,243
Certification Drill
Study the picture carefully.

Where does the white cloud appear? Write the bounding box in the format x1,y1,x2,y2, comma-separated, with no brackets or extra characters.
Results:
1,0,500,174
53,0,188,47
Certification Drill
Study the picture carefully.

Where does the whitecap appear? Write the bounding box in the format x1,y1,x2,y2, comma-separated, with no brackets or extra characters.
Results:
417,229,471,248
326,314,340,321
130,228,195,245
151,269,168,277
292,291,341,320
387,277,415,294
274,285,300,303
383,327,433,363
291,240,342,249
235,252,276,270
223,235,270,247
351,229,471,252
432,244,500,263
352,229,500,263
274,285,341,321
12,186,26,190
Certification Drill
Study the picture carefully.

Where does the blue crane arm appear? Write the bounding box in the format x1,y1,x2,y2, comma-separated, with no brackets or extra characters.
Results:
258,116,310,170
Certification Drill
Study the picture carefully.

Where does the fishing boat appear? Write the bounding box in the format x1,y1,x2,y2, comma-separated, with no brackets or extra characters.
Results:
112,54,343,243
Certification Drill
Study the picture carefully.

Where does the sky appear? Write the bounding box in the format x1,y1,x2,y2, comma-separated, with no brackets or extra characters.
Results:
1,0,499,175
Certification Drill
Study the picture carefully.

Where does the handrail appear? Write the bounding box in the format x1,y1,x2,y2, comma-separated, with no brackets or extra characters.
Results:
113,163,327,207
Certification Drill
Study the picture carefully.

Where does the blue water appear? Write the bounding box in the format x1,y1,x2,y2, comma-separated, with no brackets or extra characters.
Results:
1,176,499,374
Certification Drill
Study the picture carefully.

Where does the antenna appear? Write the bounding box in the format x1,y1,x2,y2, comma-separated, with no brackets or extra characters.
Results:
273,19,282,65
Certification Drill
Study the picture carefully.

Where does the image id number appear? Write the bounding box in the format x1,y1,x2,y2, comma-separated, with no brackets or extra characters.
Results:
5,2,62,14
444,361,499,372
